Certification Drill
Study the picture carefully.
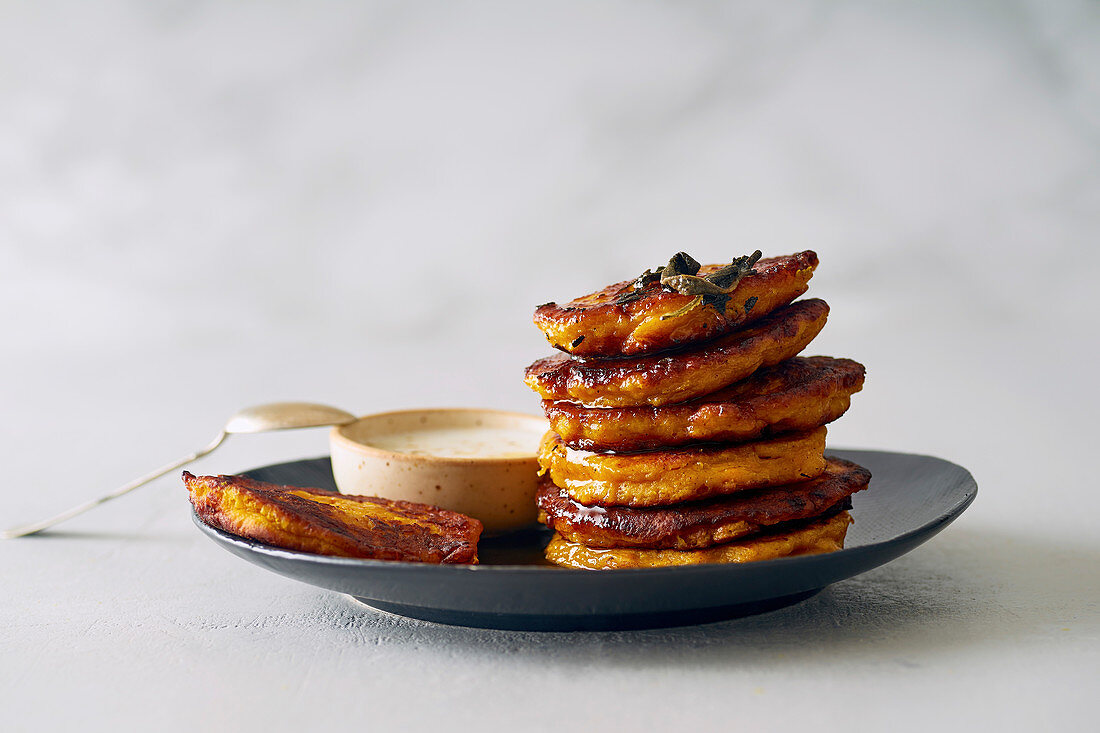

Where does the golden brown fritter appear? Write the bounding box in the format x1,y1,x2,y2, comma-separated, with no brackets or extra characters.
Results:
184,472,482,564
543,511,852,569
525,299,829,408
544,356,865,451
533,251,818,357
537,456,869,549
537,427,827,507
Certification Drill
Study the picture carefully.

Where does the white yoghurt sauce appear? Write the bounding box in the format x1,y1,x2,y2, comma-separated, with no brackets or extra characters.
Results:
366,426,541,459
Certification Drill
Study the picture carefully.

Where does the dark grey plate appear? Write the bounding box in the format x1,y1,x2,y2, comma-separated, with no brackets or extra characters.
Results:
192,448,976,631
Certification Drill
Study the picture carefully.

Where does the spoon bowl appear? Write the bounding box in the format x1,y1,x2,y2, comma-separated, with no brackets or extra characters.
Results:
224,402,358,434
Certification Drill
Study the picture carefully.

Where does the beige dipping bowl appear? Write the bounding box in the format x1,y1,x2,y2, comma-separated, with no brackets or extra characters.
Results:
330,409,549,534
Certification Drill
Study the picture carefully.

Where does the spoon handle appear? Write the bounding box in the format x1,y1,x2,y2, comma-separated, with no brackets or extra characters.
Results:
1,431,229,539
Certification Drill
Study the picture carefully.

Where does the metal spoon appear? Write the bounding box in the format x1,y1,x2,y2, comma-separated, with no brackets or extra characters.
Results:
2,402,357,540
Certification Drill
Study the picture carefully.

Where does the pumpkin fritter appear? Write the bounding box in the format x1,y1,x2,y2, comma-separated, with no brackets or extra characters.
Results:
537,427,827,507
544,511,852,569
533,251,818,357
544,356,864,451
184,472,482,563
537,456,869,549
525,299,829,408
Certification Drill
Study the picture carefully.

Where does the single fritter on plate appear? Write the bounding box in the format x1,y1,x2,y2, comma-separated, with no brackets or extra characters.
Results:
184,472,482,564
533,251,818,357
537,427,827,507
537,456,870,549
544,511,852,569
526,299,829,408
544,356,864,451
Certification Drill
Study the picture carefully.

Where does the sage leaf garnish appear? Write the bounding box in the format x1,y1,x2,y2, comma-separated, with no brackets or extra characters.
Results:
659,250,762,320
616,250,763,319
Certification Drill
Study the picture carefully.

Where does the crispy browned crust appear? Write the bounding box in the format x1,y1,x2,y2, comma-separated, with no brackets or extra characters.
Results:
544,511,852,569
184,472,482,564
537,456,869,549
525,299,830,408
537,427,827,507
544,356,865,451
533,251,818,357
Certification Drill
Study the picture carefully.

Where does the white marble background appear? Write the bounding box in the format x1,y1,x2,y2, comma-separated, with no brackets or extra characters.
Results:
2,2,1098,731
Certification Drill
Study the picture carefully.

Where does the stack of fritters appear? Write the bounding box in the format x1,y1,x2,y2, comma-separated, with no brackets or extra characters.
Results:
524,251,870,569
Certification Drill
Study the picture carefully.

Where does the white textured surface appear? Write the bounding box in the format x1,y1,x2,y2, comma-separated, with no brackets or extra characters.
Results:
2,2,1098,731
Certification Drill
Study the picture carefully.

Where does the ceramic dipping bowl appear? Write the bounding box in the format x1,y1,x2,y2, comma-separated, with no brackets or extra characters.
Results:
330,408,549,534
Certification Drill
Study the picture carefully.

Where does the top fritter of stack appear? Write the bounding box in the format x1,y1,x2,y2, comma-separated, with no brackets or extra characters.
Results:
532,251,818,360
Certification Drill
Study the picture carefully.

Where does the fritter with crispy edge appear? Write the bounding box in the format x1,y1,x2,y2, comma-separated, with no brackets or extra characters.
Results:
533,251,818,357
544,511,852,569
537,427,827,507
545,356,864,451
184,472,482,563
526,299,829,408
537,456,869,549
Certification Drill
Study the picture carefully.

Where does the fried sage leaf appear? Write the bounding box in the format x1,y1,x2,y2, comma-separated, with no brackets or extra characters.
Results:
659,250,763,320
616,250,762,318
